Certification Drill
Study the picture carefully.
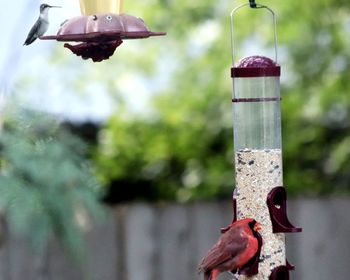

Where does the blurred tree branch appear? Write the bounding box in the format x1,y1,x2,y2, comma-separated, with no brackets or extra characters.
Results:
0,108,105,261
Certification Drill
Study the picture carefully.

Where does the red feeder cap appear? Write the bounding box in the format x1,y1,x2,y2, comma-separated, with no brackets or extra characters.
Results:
231,55,280,78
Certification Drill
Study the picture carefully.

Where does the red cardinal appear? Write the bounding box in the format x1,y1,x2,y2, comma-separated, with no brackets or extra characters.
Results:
198,218,262,280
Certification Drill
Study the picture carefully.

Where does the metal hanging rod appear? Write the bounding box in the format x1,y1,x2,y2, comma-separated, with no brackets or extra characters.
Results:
230,2,278,64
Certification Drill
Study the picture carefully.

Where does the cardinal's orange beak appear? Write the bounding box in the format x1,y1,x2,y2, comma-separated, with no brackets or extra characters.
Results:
254,222,262,232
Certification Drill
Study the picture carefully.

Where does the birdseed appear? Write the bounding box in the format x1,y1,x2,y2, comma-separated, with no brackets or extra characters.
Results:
234,149,286,279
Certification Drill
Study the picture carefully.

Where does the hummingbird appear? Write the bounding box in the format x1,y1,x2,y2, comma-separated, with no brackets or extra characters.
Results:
23,3,61,46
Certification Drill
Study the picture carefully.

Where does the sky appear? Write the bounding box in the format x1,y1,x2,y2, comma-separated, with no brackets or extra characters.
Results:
0,0,127,122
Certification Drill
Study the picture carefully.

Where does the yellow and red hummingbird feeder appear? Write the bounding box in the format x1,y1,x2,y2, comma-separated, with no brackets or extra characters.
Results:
41,0,166,62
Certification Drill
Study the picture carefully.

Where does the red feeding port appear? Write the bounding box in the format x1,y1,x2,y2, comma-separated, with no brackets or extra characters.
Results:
41,13,166,62
266,187,302,233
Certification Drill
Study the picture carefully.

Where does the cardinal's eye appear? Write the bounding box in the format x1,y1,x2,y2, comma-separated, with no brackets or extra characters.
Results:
106,15,113,21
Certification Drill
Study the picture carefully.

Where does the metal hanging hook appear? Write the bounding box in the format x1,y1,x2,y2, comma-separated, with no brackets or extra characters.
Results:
249,0,257,8
230,2,278,64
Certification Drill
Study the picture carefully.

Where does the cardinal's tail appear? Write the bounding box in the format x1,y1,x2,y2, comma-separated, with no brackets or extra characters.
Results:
204,271,212,280
198,267,211,280
203,269,219,280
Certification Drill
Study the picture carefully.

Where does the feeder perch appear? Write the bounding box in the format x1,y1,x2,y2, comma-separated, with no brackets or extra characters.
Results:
269,260,295,280
268,258,296,280
40,0,166,61
229,2,301,279
267,187,302,233
285,259,295,271
220,197,238,233
269,266,289,280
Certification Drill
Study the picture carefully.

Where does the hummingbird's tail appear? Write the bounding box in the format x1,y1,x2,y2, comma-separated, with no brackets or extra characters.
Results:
23,38,36,46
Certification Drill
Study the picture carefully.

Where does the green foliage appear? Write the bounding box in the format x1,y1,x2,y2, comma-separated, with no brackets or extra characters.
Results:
93,0,350,201
277,0,350,194
0,109,104,260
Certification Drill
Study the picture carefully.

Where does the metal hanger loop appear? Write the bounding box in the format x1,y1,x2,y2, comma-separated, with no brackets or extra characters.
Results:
230,2,278,65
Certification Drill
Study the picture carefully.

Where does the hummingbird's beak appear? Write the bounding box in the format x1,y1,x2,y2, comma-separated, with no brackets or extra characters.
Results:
49,5,61,8
253,222,262,232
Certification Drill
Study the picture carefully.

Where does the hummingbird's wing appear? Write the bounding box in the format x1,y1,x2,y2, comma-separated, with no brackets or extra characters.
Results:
24,19,41,45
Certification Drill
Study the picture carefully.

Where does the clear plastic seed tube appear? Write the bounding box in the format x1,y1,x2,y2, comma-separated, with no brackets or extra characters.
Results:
232,56,285,279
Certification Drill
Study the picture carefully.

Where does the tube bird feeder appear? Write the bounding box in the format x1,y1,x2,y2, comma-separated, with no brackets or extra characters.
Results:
41,0,166,62
229,2,301,279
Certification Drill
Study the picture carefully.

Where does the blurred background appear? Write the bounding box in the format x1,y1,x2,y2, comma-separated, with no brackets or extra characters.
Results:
0,0,349,279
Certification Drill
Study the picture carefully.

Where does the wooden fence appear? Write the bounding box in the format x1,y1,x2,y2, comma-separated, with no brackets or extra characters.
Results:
0,197,349,280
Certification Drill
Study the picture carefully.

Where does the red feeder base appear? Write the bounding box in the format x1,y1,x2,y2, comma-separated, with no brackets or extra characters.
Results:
64,39,123,62
40,13,166,62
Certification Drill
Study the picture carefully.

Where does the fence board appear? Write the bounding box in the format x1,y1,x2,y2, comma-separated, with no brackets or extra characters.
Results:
7,235,46,280
157,204,192,280
47,240,84,280
85,208,119,280
0,217,10,280
124,203,157,280
287,198,350,280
